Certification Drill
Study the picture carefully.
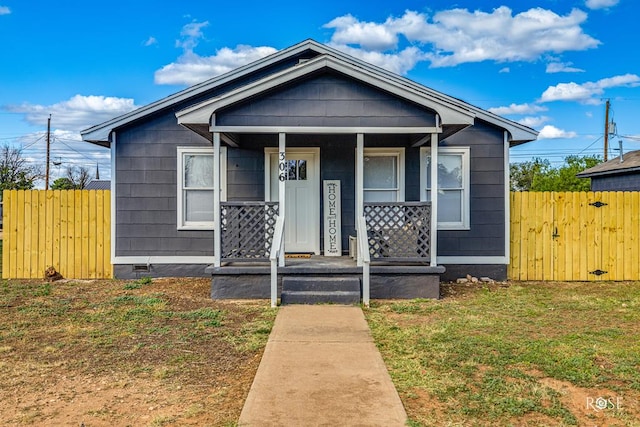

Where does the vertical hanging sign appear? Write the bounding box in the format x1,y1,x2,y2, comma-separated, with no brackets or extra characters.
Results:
323,180,342,256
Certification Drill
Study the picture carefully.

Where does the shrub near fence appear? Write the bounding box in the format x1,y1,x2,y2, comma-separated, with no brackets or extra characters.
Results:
2,190,112,279
509,191,640,281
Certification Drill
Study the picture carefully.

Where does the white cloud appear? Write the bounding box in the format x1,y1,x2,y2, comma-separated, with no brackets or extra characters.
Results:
539,73,640,104
6,95,138,131
155,45,278,86
323,14,398,51
499,67,510,73
585,0,619,10
488,103,548,115
143,36,158,47
0,5,10,15
517,116,550,128
154,20,277,86
538,125,578,139
546,61,585,73
419,7,600,67
322,7,600,71
176,20,209,50
328,44,425,75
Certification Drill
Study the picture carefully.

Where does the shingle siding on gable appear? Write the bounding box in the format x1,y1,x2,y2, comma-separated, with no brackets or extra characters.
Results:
217,72,437,128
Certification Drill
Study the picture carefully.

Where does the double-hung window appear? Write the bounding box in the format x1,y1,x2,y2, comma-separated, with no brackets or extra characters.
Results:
420,146,470,230
363,148,405,202
177,146,226,230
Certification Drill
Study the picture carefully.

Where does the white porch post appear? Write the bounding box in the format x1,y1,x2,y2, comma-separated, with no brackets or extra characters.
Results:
356,133,364,266
278,133,286,267
430,132,438,267
213,132,222,267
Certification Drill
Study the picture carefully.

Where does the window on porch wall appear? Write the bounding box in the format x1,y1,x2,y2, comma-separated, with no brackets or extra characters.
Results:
420,146,470,230
363,148,405,202
176,146,226,230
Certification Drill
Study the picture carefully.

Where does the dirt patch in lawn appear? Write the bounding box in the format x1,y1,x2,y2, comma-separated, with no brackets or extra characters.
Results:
0,278,276,426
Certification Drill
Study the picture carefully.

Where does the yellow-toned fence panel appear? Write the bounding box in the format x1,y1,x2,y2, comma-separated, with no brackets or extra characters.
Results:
510,191,640,281
2,190,112,279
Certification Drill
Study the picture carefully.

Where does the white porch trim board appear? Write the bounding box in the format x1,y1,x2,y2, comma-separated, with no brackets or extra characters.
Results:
430,132,438,267
278,134,286,267
209,126,441,134
356,134,364,267
213,132,222,267
112,255,509,265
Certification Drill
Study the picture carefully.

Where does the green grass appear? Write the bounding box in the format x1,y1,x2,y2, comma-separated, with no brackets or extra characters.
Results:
366,281,640,426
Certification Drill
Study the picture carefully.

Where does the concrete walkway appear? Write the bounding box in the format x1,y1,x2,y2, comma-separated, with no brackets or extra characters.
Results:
238,305,407,426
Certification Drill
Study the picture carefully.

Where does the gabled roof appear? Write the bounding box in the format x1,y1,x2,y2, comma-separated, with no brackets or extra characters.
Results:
176,53,476,128
577,150,640,178
81,39,537,146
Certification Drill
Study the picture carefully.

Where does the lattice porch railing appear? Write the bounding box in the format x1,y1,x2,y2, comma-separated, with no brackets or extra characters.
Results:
220,202,279,262
363,202,431,262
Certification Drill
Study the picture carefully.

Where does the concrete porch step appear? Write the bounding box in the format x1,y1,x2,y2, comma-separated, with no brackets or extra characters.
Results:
280,290,361,305
281,276,361,305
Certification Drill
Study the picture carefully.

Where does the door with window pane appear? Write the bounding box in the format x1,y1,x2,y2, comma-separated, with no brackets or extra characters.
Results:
269,151,319,253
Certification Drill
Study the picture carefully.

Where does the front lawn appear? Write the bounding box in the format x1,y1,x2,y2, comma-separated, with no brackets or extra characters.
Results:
366,281,640,426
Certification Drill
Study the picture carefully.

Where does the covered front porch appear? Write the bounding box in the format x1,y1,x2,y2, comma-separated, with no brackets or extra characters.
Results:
202,130,446,307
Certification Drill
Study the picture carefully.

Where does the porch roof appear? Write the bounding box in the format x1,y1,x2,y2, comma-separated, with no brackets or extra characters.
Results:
175,54,475,137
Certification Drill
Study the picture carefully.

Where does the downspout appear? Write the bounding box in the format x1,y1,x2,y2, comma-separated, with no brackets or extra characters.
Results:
504,131,510,268
110,131,117,268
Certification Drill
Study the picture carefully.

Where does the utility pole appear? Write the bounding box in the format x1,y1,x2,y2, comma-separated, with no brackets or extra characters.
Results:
45,114,51,190
604,100,610,162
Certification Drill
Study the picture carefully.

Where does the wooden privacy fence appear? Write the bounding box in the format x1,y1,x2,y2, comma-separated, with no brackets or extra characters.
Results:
2,190,112,279
509,191,640,281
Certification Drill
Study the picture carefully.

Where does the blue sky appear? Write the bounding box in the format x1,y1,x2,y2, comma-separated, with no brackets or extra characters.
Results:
1,0,638,184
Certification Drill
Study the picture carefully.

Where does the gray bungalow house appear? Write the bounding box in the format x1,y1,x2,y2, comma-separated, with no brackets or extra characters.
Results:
82,39,537,305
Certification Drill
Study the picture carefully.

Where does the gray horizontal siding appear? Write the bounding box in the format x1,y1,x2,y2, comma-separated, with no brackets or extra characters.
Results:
115,112,214,257
217,71,436,128
437,120,506,257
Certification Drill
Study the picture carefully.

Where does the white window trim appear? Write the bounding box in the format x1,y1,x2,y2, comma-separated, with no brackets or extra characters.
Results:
362,147,405,202
177,146,227,230
420,146,470,230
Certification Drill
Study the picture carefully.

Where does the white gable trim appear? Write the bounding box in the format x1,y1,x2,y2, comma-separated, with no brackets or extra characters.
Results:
176,54,475,128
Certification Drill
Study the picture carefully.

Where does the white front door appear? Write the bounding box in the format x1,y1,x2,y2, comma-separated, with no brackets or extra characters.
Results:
267,148,320,254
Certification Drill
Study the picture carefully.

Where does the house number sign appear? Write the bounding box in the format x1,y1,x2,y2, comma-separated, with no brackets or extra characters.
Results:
323,180,342,256
278,151,286,181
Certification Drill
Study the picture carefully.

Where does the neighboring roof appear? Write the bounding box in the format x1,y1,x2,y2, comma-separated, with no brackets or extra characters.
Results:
85,179,111,190
576,150,640,178
82,39,537,147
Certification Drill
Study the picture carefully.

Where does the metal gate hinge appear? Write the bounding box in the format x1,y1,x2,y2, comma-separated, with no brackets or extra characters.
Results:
589,269,608,276
589,201,607,208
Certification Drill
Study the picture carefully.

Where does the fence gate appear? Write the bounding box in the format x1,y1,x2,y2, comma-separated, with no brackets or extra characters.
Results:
509,191,640,281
